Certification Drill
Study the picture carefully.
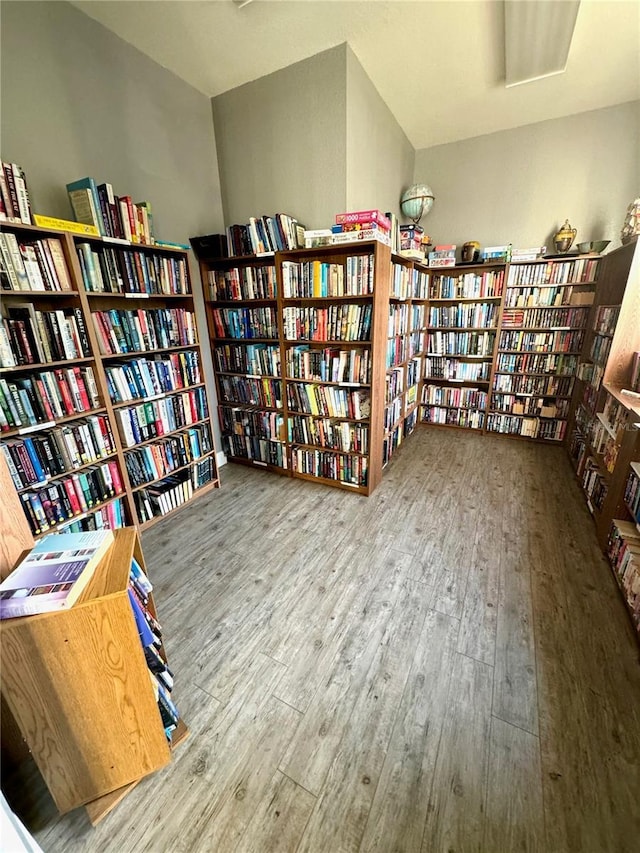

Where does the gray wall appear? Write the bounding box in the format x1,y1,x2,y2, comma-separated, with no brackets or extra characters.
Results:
0,0,225,455
346,47,414,220
212,45,347,230
414,101,640,251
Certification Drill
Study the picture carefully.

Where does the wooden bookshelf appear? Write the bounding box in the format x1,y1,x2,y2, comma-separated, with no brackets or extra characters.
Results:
0,221,219,537
421,261,507,432
567,240,640,561
486,255,600,443
0,527,188,824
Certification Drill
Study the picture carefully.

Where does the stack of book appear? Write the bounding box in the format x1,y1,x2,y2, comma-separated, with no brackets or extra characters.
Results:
0,162,32,225
66,177,154,243
76,243,188,295
1,305,90,367
0,365,100,432
428,245,456,268
0,232,72,291
481,244,512,263
511,246,546,262
127,557,179,740
224,214,306,256
607,519,640,634
330,209,391,247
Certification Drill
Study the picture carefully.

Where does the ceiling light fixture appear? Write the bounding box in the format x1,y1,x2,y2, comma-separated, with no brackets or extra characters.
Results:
505,0,581,87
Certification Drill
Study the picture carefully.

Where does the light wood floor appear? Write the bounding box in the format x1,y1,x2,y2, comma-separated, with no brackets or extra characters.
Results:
14,429,640,852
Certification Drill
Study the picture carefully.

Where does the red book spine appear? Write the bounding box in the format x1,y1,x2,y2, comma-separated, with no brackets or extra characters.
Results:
73,367,92,411
335,210,391,230
54,370,75,415
108,459,124,494
188,390,197,422
63,478,81,515
34,378,56,421
71,473,88,512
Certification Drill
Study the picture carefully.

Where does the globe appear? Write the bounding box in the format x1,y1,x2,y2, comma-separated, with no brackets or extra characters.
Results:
401,184,435,224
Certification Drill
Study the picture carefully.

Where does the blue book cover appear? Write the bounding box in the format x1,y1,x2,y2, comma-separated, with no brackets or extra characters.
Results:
127,587,155,648
66,177,106,236
0,530,114,619
22,437,47,483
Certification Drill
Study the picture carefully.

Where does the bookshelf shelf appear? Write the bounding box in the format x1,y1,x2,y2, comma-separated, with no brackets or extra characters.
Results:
137,478,218,531
121,417,211,450
130,451,216,493
1,221,219,535
14,450,119,493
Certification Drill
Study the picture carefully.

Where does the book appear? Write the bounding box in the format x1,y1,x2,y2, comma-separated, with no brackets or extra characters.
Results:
0,529,114,619
330,228,390,247
66,177,105,236
335,210,391,230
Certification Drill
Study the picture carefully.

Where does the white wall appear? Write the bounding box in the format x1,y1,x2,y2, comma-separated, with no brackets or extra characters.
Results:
414,101,640,251
212,45,348,230
0,0,226,455
346,47,414,219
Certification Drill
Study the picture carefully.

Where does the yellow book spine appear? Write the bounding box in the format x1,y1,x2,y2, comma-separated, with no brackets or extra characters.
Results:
33,214,100,237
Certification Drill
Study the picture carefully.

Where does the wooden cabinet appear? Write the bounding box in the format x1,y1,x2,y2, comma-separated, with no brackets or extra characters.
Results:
0,527,187,823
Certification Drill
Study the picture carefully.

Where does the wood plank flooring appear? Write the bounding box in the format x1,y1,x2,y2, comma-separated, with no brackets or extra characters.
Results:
10,428,640,852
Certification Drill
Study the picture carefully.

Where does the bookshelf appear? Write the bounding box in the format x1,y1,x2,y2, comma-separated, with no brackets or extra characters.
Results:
0,221,219,537
487,256,598,442
422,262,506,432
0,527,188,824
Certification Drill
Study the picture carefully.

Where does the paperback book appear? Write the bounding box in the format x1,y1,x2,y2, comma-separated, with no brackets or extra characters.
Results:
0,529,114,619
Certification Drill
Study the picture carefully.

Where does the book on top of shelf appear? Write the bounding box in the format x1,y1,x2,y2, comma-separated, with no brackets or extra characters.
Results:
0,529,114,619
335,210,391,230
66,177,105,236
331,228,390,247
1,163,33,225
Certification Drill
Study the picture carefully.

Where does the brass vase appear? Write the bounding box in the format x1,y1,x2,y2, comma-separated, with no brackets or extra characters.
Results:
554,219,577,253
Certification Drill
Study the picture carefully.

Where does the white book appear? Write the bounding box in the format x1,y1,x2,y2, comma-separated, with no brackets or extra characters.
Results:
12,164,31,224
0,321,17,367
19,245,46,290
115,409,135,448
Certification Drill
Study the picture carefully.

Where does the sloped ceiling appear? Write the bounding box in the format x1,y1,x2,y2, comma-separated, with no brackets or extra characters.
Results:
72,0,640,148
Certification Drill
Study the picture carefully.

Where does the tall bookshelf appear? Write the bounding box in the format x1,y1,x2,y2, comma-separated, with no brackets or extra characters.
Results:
487,256,599,442
0,221,219,537
421,262,506,432
198,252,286,475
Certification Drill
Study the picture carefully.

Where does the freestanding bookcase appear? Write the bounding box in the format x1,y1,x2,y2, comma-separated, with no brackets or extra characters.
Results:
0,527,187,824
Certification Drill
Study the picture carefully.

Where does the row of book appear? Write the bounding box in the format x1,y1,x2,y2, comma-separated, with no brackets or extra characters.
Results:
0,366,100,432
218,376,282,409
20,460,125,535
386,368,404,403
386,336,408,369
92,308,197,355
286,383,371,420
592,305,621,336
211,306,277,340
624,466,640,523
126,558,179,740
133,458,216,523
428,303,498,329
421,406,485,429
429,270,505,300
61,496,126,533
427,331,495,357
384,396,403,431
214,343,280,377
225,214,306,257
491,394,570,419
2,414,116,490
507,258,599,286
422,385,488,410
408,331,426,359
383,422,403,466
287,415,368,454
207,265,276,301
219,407,284,442
495,352,579,376
407,358,420,388
389,264,429,300
389,303,409,337
410,304,426,331
283,304,372,342
498,329,584,353
285,346,370,385
125,424,213,489
115,387,208,448
501,306,589,329
493,373,574,396
223,434,286,468
1,306,90,367
281,255,374,298
485,413,566,441
607,520,639,634
67,177,155,243
590,333,613,367
0,162,32,224
0,234,72,291
291,446,368,486
105,351,202,405
423,357,490,382
76,243,189,295
588,416,618,473
504,285,594,308
582,458,608,511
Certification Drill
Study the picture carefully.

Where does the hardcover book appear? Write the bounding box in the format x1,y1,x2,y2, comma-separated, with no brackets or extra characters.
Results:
0,529,114,619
